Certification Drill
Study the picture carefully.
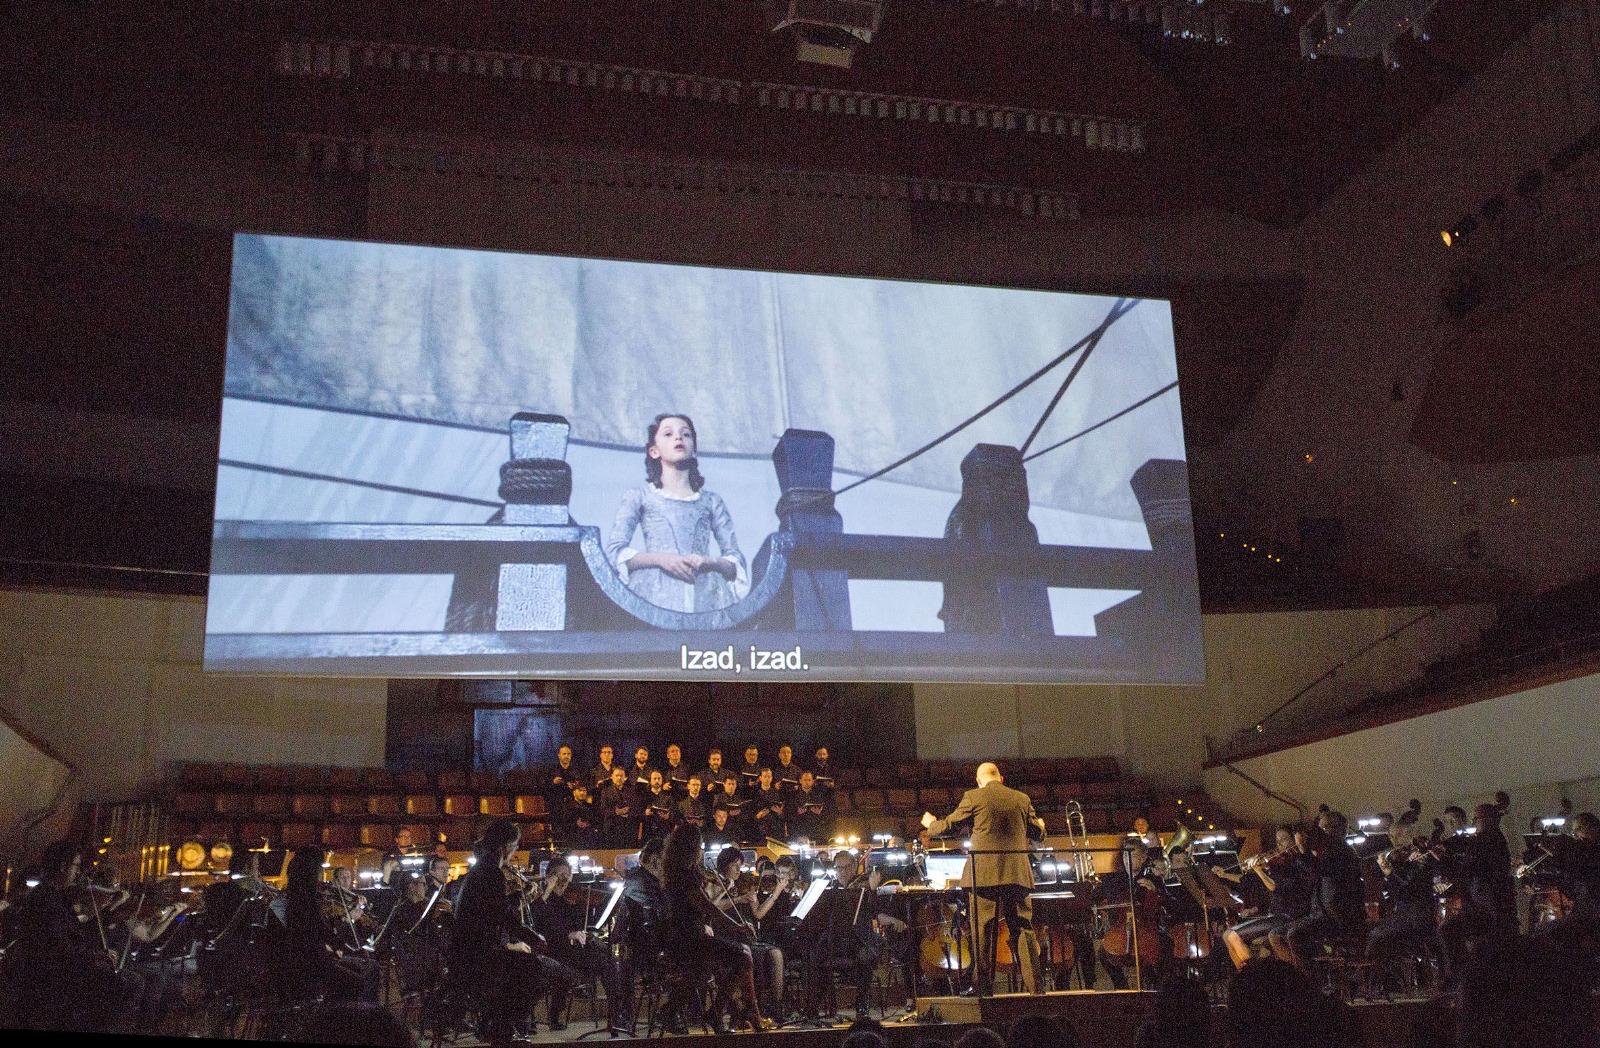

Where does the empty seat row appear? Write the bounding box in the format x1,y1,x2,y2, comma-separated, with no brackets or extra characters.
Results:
170,791,552,820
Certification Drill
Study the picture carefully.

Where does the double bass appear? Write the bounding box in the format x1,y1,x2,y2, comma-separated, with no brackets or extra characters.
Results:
1097,859,1163,976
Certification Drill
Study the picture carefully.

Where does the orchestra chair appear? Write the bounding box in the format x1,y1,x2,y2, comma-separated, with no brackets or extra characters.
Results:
1310,929,1380,1003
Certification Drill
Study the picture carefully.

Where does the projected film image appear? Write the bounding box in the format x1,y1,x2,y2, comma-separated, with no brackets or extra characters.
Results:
205,234,1202,682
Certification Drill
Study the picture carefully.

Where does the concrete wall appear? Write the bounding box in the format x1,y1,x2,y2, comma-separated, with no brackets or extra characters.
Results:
1202,668,1600,837
914,602,1495,789
0,588,387,803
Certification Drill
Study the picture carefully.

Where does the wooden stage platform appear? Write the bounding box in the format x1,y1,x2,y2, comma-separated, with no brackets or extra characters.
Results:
501,991,1451,1047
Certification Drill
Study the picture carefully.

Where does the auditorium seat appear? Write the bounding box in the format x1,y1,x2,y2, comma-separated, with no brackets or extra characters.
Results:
177,763,220,789
1042,811,1070,835
1018,759,1054,784
292,794,329,818
327,767,362,790
479,795,512,817
361,768,394,790
862,767,892,789
394,770,431,791
503,769,538,790
329,795,368,818
439,820,476,848
1052,758,1085,782
398,823,433,848
886,788,918,814
437,771,468,792
514,795,547,817
519,821,550,843
919,787,955,809
195,820,231,842
216,764,254,787
321,824,358,848
252,793,290,817
852,790,886,815
360,824,395,848
238,821,277,845
166,819,197,840
406,794,441,817
367,795,402,818
280,823,319,849
443,794,476,817
838,768,865,789
1021,784,1051,805
1084,781,1119,800
924,761,963,786
214,793,253,817
470,771,498,792
1053,782,1083,801
895,762,923,786
173,792,211,818
254,767,291,789
286,766,327,790
832,791,855,816
1083,757,1119,781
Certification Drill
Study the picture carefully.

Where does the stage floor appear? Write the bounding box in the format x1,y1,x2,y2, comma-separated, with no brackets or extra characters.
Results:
441,990,1448,1048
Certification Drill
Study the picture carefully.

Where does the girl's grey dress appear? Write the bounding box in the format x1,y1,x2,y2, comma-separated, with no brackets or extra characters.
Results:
605,485,749,613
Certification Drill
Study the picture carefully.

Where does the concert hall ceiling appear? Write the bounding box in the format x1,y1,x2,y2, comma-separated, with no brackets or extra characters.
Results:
0,0,1591,611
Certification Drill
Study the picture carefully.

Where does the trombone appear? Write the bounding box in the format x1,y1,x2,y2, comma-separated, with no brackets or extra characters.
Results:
1060,800,1099,883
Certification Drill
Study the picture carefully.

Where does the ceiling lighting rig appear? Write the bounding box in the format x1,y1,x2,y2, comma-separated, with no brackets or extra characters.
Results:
764,0,885,68
1298,0,1437,69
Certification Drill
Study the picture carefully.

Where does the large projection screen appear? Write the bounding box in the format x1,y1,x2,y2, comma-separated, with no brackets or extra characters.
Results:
205,234,1203,683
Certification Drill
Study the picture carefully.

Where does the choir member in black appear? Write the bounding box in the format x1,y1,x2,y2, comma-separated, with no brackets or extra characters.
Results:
1365,836,1439,978
600,766,642,847
1216,827,1313,970
660,825,774,1031
1438,802,1517,987
704,806,739,854
629,746,657,792
530,854,621,1030
1093,841,1173,989
711,845,787,1016
811,747,836,795
590,744,618,791
644,770,676,834
663,743,692,794
774,745,802,794
0,841,134,1032
697,748,727,794
754,767,788,842
560,784,601,848
790,771,830,843
547,744,578,796
448,819,574,1046
1536,811,1600,953
739,745,764,792
714,773,750,841
1275,817,1365,970
282,848,379,1002
677,775,709,828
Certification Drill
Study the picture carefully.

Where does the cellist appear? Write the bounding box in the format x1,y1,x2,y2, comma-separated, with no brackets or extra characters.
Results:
1093,841,1171,989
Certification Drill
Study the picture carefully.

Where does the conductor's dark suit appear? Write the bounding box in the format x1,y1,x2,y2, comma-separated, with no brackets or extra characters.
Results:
927,779,1045,993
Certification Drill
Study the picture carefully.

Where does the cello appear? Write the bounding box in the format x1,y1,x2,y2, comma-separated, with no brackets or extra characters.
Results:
1096,857,1163,985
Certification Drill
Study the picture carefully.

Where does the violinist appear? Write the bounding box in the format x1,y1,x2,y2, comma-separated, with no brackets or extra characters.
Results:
711,845,786,1016
817,850,908,1019
390,875,448,995
1274,816,1364,971
754,767,788,842
663,743,692,795
448,819,573,1045
600,766,641,847
324,865,376,951
1216,827,1313,971
1094,841,1172,989
676,775,710,828
660,825,773,1031
1438,803,1516,988
644,770,676,833
756,856,805,941
528,854,619,1031
0,840,133,1032
1365,828,1440,978
790,771,830,842
283,848,379,1002
1536,812,1600,952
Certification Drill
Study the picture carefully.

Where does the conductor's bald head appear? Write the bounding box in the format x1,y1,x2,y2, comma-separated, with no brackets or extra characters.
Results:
976,762,1002,786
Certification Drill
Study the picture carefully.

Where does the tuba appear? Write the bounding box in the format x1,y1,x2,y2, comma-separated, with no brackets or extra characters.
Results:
1163,822,1194,860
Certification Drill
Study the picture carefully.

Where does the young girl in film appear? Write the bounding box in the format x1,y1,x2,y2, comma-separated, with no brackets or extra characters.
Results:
604,413,749,613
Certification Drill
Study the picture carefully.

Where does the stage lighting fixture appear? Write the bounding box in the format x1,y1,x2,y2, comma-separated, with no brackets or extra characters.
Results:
175,841,207,871
1440,229,1453,247
764,0,883,68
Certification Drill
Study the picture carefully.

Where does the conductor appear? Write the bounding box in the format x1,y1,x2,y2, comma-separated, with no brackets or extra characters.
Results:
921,762,1046,995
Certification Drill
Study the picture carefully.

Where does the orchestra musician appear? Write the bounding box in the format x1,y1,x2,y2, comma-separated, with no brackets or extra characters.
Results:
1365,827,1441,977
1216,827,1314,971
921,761,1046,995
676,775,710,828
590,745,618,792
448,819,574,1046
1438,803,1517,988
389,875,448,995
1535,811,1600,953
529,854,621,1031
710,845,787,1016
816,850,908,1019
0,841,135,1032
283,848,380,1002
618,838,675,1033
1094,840,1172,988
1273,816,1365,970
663,743,691,794
599,767,641,847
659,825,774,1031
